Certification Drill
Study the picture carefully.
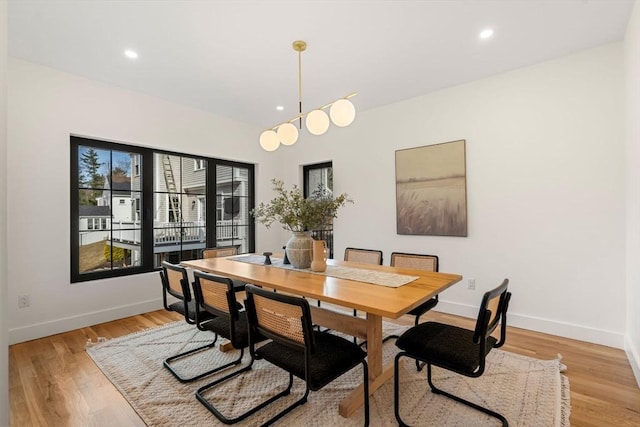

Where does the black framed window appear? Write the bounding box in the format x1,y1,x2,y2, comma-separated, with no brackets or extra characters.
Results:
71,136,255,283
303,162,335,258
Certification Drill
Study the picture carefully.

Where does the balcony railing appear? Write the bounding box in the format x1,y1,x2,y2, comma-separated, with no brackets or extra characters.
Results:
109,220,240,246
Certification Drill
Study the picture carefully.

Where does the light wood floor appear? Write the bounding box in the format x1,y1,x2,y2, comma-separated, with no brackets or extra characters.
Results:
9,309,640,426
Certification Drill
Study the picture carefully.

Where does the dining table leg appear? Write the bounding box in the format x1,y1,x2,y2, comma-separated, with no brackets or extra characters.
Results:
338,313,395,418
365,313,383,378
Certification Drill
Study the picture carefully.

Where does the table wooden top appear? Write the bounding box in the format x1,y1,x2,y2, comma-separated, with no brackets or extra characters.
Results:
182,256,462,319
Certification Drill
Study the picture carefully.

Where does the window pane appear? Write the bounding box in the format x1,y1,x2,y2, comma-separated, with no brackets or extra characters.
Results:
306,166,333,196
215,164,250,253
154,223,181,245
155,153,182,192
183,194,205,223
304,162,334,258
78,146,109,190
183,225,206,246
79,187,106,210
107,243,138,270
153,154,207,264
78,232,111,273
78,188,111,231
131,191,142,221
194,158,206,171
111,150,132,185
183,157,206,195
75,143,144,278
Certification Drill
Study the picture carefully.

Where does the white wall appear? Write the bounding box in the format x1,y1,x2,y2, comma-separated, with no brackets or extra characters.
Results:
283,43,627,348
1,0,9,424
624,0,640,385
6,58,284,344
7,43,629,354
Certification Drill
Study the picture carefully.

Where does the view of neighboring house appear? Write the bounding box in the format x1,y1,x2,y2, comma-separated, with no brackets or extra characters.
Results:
78,205,110,246
79,152,251,272
79,175,133,246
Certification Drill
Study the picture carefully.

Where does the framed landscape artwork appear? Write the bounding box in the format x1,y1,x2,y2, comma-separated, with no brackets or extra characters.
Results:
395,140,467,237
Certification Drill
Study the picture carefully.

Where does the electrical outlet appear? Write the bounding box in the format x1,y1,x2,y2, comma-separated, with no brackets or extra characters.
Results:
467,279,476,290
18,293,31,308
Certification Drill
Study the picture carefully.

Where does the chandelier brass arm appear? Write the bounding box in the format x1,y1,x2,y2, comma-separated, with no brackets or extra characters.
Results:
259,41,357,152
264,92,358,131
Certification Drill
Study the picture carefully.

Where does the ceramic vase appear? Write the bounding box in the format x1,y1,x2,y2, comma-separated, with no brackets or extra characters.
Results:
311,240,328,272
285,231,313,269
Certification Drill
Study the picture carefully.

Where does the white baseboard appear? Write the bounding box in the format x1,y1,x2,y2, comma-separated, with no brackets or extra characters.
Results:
436,300,626,349
9,297,631,356
8,298,163,345
625,335,640,388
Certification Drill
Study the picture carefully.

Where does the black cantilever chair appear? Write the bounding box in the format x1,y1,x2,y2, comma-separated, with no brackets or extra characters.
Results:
390,252,439,328
343,247,383,344
387,252,440,371
160,261,219,383
344,247,383,266
244,284,370,426
192,270,270,424
394,278,512,427
201,246,238,259
201,245,248,292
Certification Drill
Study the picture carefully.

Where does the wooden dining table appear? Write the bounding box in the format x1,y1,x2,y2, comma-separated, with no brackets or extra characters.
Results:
181,254,462,418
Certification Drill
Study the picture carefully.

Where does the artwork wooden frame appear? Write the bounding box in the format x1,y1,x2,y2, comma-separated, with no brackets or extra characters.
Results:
395,140,467,237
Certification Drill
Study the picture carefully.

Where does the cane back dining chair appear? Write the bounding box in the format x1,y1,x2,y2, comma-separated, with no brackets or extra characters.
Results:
192,270,270,424
201,245,248,291
344,247,383,265
344,248,383,310
344,247,383,343
202,246,238,259
387,252,440,369
160,261,219,382
390,252,439,328
244,284,370,426
394,279,512,427
314,246,383,310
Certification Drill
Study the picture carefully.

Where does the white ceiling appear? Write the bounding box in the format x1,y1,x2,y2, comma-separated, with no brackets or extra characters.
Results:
8,0,635,129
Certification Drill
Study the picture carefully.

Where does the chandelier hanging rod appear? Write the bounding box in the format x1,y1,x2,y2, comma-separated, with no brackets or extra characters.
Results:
259,40,358,152
264,92,358,132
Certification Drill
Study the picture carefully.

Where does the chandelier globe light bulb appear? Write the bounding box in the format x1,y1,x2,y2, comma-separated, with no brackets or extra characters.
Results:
259,130,280,151
330,99,356,127
277,123,299,145
306,109,330,135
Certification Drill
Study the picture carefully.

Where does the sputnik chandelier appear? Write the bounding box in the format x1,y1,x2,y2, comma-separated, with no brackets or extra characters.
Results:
259,40,357,151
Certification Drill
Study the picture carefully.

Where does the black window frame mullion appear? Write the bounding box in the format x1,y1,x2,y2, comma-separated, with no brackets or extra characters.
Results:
207,159,216,249
208,159,255,253
141,148,155,269
70,140,80,280
303,161,332,198
303,161,334,258
71,136,148,283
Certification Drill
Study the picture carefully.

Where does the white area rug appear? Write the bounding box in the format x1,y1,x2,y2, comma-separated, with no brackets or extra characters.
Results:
86,321,570,426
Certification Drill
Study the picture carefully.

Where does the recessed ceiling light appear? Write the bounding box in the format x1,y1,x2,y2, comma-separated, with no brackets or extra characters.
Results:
479,29,494,39
124,50,138,59
276,106,284,111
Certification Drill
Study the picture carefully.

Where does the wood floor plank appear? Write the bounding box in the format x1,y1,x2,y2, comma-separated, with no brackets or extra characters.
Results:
9,309,640,426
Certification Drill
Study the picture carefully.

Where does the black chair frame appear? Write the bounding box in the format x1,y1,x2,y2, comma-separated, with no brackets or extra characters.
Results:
394,279,512,427
192,270,276,424
244,284,370,426
343,247,383,345
344,247,384,266
161,261,220,383
386,252,440,371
